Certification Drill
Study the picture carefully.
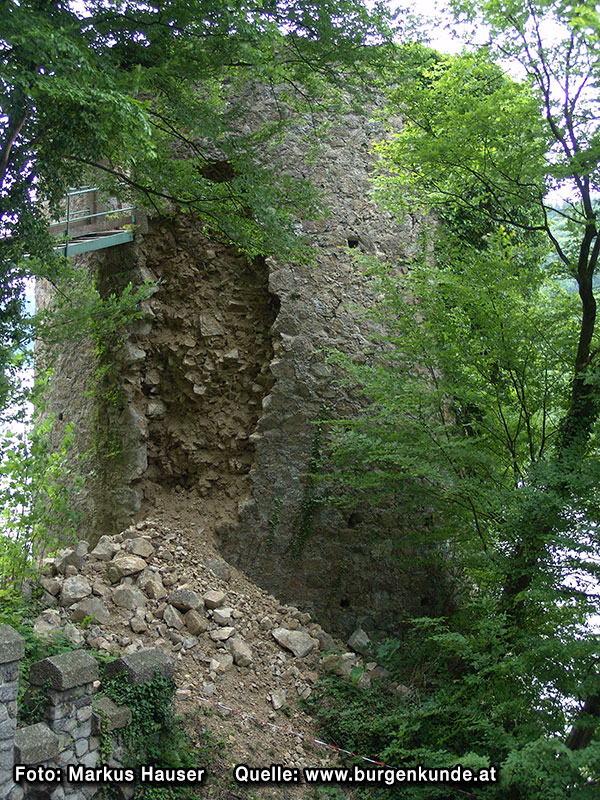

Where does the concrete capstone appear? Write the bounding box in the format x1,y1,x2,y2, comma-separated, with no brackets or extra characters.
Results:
103,648,174,686
14,723,60,764
29,650,99,690
0,626,24,664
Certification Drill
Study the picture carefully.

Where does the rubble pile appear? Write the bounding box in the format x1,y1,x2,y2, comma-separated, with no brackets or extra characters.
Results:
31,516,385,792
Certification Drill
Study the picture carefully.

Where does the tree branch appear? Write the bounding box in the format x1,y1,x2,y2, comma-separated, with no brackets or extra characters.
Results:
0,108,29,189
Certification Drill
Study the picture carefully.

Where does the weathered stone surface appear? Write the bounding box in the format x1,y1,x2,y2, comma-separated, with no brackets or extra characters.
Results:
347,627,371,657
90,537,118,561
75,738,89,757
60,576,92,606
209,627,235,642
226,636,253,667
32,613,60,639
92,580,111,598
270,689,286,710
356,672,371,689
184,610,208,635
88,635,114,652
272,628,317,659
168,588,202,612
55,542,88,574
206,558,231,582
314,629,336,652
29,649,98,689
125,538,154,558
212,607,232,626
147,399,166,417
92,696,132,733
203,590,226,609
107,555,147,583
130,615,147,633
14,723,59,764
138,571,167,600
0,625,24,664
209,653,233,672
335,652,358,677
63,623,85,646
124,342,146,362
40,576,61,596
77,706,93,723
71,597,110,624
163,604,185,630
104,648,174,686
112,586,146,611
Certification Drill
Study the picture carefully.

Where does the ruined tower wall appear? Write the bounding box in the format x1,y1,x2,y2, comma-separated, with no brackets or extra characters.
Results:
38,93,447,635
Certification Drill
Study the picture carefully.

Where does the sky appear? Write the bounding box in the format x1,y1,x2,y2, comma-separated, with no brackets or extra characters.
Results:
388,0,471,53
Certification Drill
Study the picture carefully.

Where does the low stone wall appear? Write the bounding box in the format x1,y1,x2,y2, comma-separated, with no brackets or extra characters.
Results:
0,626,22,800
0,625,173,800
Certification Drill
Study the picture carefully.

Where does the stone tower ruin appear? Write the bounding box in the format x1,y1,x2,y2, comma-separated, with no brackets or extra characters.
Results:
38,90,448,636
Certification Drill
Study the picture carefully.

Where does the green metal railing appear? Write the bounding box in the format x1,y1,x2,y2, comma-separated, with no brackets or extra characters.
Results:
49,186,137,256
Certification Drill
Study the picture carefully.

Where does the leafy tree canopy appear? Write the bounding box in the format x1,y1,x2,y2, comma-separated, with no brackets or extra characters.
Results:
0,0,396,408
1,0,395,254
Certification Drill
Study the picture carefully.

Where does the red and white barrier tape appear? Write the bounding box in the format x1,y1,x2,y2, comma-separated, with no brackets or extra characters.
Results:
194,694,485,799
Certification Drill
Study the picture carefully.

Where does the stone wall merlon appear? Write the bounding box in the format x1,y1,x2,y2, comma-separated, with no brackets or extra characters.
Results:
14,723,60,765
0,626,24,665
104,648,173,686
92,696,132,733
29,650,99,690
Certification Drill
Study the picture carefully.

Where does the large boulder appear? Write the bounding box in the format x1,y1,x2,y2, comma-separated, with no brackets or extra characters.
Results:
209,627,235,642
272,628,317,658
107,555,147,583
184,610,208,635
55,542,88,574
59,576,92,607
163,604,185,630
226,636,253,667
71,596,110,624
138,571,167,600
168,588,203,612
203,590,226,609
112,586,146,611
125,538,154,558
90,536,118,562
347,627,371,657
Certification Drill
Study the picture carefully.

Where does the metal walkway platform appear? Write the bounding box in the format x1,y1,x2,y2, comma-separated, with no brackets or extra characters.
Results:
49,187,136,256
58,229,134,256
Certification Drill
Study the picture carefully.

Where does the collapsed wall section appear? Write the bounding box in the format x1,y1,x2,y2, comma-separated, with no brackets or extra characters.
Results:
130,218,279,529
36,216,278,540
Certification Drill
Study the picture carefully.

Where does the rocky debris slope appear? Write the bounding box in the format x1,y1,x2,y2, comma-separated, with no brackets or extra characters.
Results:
33,514,386,797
